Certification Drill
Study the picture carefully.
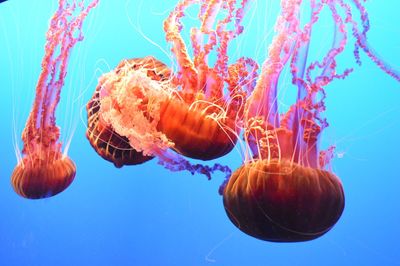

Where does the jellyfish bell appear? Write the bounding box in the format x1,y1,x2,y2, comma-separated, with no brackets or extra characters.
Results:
156,89,240,160
87,89,154,168
87,56,179,166
11,152,76,199
86,59,153,167
12,120,76,199
223,159,344,242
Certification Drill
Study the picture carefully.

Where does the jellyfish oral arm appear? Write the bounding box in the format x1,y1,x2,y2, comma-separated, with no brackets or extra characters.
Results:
244,0,302,160
165,0,252,100
22,0,99,156
244,0,363,168
164,0,198,86
348,0,400,82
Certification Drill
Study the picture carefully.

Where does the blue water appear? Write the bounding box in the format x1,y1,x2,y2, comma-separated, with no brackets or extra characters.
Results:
0,1,399,265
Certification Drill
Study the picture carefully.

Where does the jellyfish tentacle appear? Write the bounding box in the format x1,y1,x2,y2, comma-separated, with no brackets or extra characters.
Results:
156,148,231,181
245,0,302,160
212,0,235,78
214,0,250,77
346,0,400,82
226,57,259,126
44,1,97,128
24,0,98,153
288,1,342,168
198,0,222,63
164,0,198,89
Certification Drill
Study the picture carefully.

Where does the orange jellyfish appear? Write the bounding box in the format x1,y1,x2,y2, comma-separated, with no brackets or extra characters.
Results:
86,0,258,170
222,0,400,242
86,57,170,167
11,0,98,199
159,0,257,160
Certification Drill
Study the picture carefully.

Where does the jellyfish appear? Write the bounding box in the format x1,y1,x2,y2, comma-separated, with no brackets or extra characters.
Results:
222,0,400,242
159,0,258,160
11,0,98,199
86,57,168,167
86,0,258,170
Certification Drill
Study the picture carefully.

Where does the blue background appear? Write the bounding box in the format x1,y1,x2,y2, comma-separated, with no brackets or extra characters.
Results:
0,1,399,265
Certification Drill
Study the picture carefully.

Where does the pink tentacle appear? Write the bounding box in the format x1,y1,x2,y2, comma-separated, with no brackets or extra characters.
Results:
164,0,198,87
23,0,98,152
